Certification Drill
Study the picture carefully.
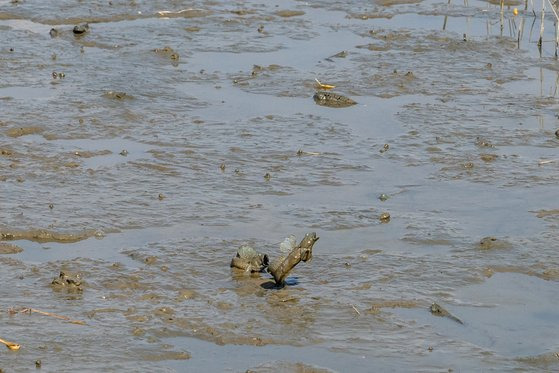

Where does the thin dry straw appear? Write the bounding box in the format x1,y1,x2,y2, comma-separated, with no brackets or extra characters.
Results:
539,0,545,50
501,0,505,34
544,0,559,55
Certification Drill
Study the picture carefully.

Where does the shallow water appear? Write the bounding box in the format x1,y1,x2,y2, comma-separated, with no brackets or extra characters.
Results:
1,0,559,371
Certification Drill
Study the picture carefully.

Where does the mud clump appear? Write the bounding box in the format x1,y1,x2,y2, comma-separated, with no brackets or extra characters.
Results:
275,10,305,17
0,229,101,243
140,351,191,361
0,243,23,254
246,361,334,373
368,300,419,314
480,153,498,162
6,126,43,138
478,236,511,250
51,271,83,292
157,9,212,18
313,91,357,108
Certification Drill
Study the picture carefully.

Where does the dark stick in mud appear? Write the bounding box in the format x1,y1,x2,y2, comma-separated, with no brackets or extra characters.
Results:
268,232,319,287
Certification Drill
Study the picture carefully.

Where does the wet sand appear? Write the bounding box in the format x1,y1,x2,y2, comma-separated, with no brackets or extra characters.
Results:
1,0,559,371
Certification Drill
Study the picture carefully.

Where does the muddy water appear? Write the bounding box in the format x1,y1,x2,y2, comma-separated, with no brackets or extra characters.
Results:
1,0,559,371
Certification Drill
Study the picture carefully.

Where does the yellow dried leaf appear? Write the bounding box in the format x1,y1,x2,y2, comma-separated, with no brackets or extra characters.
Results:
315,78,336,90
7,343,21,351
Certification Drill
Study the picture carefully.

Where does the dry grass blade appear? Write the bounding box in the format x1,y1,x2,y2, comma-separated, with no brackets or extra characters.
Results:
314,78,336,90
0,337,21,350
29,308,87,325
15,307,86,325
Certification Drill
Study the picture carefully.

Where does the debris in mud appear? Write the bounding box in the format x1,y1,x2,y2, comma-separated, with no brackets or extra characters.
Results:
72,23,89,35
313,91,357,108
0,229,101,243
51,271,84,292
230,245,269,272
275,10,305,17
429,303,463,324
368,300,419,314
103,91,132,100
296,149,321,156
268,232,319,287
140,350,191,361
153,46,180,61
475,137,494,148
245,361,334,373
157,8,212,18
6,126,42,138
0,242,23,254
478,236,511,250
480,153,498,162
347,11,394,20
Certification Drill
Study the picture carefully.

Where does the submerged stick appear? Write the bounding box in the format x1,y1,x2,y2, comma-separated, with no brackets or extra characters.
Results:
268,232,319,287
0,337,21,350
17,307,86,325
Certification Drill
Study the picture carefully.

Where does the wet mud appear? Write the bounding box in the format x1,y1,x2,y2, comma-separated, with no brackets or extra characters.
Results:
2,0,559,371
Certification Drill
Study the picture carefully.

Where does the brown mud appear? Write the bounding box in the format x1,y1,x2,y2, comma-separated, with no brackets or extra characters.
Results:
2,0,559,371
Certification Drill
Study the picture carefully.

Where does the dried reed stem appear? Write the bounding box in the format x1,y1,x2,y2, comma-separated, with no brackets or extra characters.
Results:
15,307,86,325
539,0,546,50
0,337,20,350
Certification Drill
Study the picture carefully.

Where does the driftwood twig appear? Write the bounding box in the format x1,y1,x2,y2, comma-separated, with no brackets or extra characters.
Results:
268,232,319,287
